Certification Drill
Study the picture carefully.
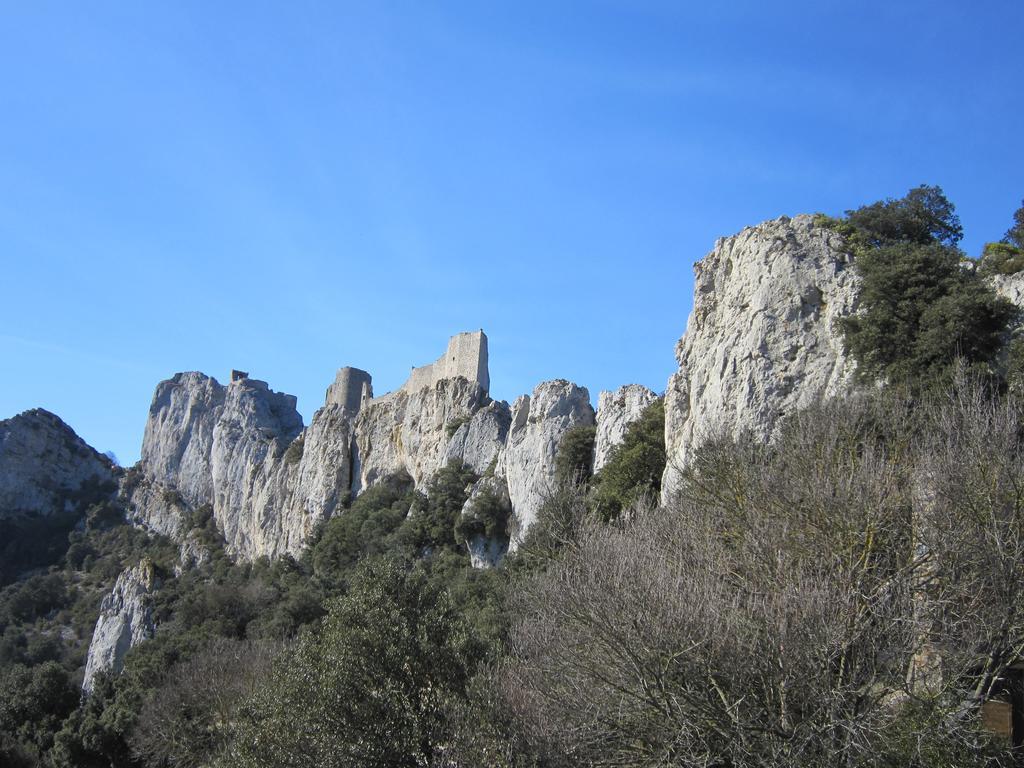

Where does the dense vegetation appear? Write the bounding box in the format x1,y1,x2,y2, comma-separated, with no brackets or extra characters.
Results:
3,188,1024,766
819,186,1020,385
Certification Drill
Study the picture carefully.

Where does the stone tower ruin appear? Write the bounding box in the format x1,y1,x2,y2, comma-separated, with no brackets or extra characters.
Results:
325,366,373,412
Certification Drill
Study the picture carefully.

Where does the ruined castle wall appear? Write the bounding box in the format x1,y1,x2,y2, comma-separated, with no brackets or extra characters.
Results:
400,331,489,395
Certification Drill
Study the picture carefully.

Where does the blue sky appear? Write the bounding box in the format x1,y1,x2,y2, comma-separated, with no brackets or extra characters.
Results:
2,1,1022,463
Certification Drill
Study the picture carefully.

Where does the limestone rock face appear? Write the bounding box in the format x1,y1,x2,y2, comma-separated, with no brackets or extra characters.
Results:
130,371,352,560
991,272,1024,309
444,400,512,475
82,560,160,694
353,376,487,492
0,409,115,518
662,215,859,502
122,474,190,540
208,377,304,559
498,380,595,545
140,372,225,509
593,385,659,472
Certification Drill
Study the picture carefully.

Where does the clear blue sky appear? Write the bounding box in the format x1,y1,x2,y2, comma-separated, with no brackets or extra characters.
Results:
2,1,1021,464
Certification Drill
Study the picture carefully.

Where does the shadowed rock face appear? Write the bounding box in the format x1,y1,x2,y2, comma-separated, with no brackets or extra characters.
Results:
661,215,860,503
444,399,512,476
0,408,115,519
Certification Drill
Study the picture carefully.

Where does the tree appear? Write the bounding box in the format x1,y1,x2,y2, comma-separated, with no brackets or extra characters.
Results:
553,425,596,487
221,558,483,768
398,463,478,556
589,399,665,521
309,472,415,584
844,184,963,248
836,187,1018,384
0,662,78,765
129,638,281,768
1005,199,1024,249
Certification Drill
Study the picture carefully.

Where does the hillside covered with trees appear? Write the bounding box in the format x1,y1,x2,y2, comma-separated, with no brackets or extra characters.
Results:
4,188,1024,767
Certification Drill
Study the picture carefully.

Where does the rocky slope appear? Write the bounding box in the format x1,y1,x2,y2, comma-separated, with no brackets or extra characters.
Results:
0,409,115,519
661,214,859,502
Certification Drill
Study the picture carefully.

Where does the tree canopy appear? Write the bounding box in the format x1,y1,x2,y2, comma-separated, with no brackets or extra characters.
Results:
832,186,1018,385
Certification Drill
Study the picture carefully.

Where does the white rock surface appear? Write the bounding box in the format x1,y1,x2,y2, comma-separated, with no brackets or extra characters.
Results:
208,376,303,560
661,215,859,502
444,400,511,475
82,560,160,693
0,409,115,518
353,376,487,492
130,371,352,561
593,385,659,472
141,372,225,509
122,474,190,540
498,380,595,545
991,271,1024,308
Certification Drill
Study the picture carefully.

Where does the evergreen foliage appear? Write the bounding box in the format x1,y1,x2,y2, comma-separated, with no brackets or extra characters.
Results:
1006,199,1024,249
553,424,596,486
589,399,665,521
832,186,1018,384
453,484,511,544
398,462,477,555
221,558,483,768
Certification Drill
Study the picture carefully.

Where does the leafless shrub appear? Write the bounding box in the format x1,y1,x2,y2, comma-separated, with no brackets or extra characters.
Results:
913,382,1024,713
129,637,284,768
499,387,1018,767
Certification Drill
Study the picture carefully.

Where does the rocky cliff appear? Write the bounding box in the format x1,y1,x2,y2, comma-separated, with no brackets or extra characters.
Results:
126,372,315,560
82,560,160,693
124,327,607,561
498,380,596,545
0,409,115,519
353,377,489,492
661,214,859,502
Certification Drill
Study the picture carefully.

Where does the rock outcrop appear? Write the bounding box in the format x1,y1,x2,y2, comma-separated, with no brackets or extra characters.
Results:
82,560,160,693
593,385,659,472
661,215,859,502
444,400,512,475
128,334,500,562
498,380,595,545
0,409,115,518
128,371,320,560
123,333,610,563
140,371,224,510
991,271,1024,309
353,377,488,492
